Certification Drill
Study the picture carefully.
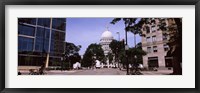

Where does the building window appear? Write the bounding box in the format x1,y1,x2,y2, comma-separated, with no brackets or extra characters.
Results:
35,27,50,52
148,57,159,67
147,37,151,42
146,26,150,33
164,44,169,51
37,18,50,27
52,18,66,31
153,46,157,52
36,27,50,38
152,35,156,42
147,47,151,53
18,18,36,25
18,24,35,36
18,36,34,51
151,25,156,32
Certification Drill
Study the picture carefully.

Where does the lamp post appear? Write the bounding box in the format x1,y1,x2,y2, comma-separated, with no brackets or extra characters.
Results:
124,22,130,75
116,32,120,69
125,44,129,75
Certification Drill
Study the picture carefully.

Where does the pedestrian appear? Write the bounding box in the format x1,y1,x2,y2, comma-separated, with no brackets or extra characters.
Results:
39,61,45,75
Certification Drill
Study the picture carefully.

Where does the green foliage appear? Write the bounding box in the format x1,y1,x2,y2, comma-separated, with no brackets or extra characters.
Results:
65,42,80,56
127,44,147,64
110,18,142,35
108,52,114,64
64,42,81,68
109,39,125,64
111,18,182,74
82,43,105,67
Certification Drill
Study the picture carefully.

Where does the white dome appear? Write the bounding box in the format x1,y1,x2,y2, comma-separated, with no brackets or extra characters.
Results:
101,30,113,38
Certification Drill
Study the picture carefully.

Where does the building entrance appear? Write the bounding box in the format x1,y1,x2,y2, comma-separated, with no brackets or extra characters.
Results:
148,57,159,68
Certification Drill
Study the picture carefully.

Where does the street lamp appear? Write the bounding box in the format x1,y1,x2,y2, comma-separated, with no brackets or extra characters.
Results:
116,32,120,69
125,44,129,75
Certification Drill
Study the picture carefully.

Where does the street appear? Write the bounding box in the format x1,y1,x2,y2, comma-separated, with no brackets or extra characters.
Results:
20,68,172,75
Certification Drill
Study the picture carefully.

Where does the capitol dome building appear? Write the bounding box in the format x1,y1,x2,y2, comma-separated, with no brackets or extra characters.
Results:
99,28,117,68
100,30,113,55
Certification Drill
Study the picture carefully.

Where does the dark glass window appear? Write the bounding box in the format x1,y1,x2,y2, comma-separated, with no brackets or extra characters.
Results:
18,36,34,51
52,18,66,31
50,40,55,52
18,24,35,36
35,37,49,52
37,18,50,27
59,32,65,41
36,27,50,38
51,30,64,41
35,27,50,52
18,18,36,25
50,29,65,55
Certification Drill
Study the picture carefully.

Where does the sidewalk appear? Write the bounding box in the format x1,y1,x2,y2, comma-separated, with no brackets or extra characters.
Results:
19,70,79,75
141,70,173,75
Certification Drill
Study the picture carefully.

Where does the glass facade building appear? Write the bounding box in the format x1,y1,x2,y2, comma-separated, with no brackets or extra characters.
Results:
18,18,66,67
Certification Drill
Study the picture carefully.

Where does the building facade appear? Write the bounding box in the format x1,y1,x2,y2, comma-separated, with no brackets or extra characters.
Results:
99,29,115,68
18,18,66,69
141,18,174,70
100,30,113,55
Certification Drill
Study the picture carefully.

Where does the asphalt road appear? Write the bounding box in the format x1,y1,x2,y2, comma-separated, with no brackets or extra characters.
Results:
20,68,172,75
47,68,126,75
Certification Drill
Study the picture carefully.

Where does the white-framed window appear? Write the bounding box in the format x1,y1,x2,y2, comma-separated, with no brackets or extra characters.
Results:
151,25,156,32
147,47,151,53
153,46,157,52
152,35,156,42
147,37,151,42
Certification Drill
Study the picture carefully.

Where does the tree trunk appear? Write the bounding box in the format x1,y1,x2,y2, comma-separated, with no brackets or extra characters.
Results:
172,18,182,75
172,57,182,75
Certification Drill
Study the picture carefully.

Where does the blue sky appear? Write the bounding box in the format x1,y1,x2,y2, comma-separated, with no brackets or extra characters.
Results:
65,18,141,55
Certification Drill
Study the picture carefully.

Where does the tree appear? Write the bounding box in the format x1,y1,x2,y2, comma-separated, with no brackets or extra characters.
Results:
111,18,140,74
111,18,182,75
64,42,81,69
167,18,182,75
138,18,182,74
111,18,143,47
109,39,125,67
82,43,105,67
107,52,114,64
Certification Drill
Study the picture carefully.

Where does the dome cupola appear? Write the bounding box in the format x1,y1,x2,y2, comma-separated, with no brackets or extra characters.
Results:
101,30,113,39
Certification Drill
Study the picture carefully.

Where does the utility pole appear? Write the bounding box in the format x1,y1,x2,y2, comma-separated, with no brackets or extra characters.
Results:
125,24,129,75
